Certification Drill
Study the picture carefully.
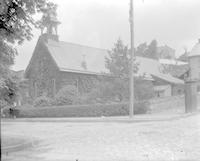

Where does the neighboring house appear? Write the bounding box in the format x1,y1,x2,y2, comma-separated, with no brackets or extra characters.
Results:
188,39,200,92
159,59,189,80
135,57,184,97
167,64,189,80
178,52,188,62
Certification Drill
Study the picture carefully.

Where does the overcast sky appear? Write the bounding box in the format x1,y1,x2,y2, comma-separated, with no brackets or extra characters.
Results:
13,0,200,71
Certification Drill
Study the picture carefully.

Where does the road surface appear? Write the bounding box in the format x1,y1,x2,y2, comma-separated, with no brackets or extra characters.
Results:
1,114,200,161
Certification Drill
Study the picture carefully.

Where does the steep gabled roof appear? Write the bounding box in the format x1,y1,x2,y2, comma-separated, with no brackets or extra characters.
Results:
26,35,184,84
135,57,184,84
45,39,109,74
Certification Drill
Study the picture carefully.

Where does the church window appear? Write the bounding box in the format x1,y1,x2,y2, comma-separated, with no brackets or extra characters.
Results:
33,81,37,97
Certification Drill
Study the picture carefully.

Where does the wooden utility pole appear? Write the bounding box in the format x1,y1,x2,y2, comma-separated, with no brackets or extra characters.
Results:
129,0,134,118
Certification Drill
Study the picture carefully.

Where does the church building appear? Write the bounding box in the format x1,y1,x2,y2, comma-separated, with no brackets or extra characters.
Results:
25,11,184,99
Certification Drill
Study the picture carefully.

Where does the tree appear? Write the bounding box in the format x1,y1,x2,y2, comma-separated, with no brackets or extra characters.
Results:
0,0,55,107
135,42,148,57
91,38,154,102
144,40,159,60
178,47,188,62
0,0,57,43
105,38,131,79
135,40,159,60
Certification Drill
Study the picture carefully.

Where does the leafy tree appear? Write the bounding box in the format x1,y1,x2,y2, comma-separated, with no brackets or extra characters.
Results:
0,0,55,107
36,2,59,34
135,40,159,60
144,39,158,60
135,42,148,57
105,39,131,78
104,39,134,101
91,38,154,103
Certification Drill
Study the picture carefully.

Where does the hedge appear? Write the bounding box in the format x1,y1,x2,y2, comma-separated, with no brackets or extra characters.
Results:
14,101,150,118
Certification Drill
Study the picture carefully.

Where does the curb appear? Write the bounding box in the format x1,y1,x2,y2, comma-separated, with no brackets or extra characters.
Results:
1,111,199,123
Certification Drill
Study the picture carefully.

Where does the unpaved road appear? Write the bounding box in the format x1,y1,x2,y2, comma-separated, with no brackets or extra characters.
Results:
1,114,200,161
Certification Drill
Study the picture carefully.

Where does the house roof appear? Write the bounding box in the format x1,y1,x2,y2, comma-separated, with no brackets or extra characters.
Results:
45,39,109,74
32,36,184,84
168,64,189,78
135,57,184,84
188,39,200,57
159,59,188,65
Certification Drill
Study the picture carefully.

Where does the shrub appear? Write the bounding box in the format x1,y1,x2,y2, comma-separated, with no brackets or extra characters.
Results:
0,100,7,109
2,106,20,118
17,101,150,118
33,95,51,107
53,85,78,106
134,101,150,114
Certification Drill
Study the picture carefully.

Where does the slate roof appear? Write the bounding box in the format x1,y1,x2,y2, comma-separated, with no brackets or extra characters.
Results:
46,39,109,75
188,39,200,57
135,57,184,84
168,64,189,78
34,36,184,85
159,59,188,65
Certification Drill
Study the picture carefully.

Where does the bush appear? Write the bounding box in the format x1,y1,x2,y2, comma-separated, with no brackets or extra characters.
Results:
53,85,78,106
33,95,51,107
16,101,150,118
2,106,20,118
0,100,7,109
134,101,150,114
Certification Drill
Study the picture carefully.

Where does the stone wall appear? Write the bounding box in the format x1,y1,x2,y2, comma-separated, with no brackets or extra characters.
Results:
25,38,60,98
150,94,200,113
59,71,98,94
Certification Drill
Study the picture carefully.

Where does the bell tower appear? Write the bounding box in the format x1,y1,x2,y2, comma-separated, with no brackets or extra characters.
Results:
40,5,60,41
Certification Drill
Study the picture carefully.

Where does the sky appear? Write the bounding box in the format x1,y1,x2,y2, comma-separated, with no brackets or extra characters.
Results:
13,0,200,71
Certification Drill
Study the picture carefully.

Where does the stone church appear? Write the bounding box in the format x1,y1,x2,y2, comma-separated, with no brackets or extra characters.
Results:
25,12,184,99
25,33,109,98
25,13,109,98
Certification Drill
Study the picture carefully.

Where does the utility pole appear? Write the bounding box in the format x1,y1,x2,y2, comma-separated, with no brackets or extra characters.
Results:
129,0,134,118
